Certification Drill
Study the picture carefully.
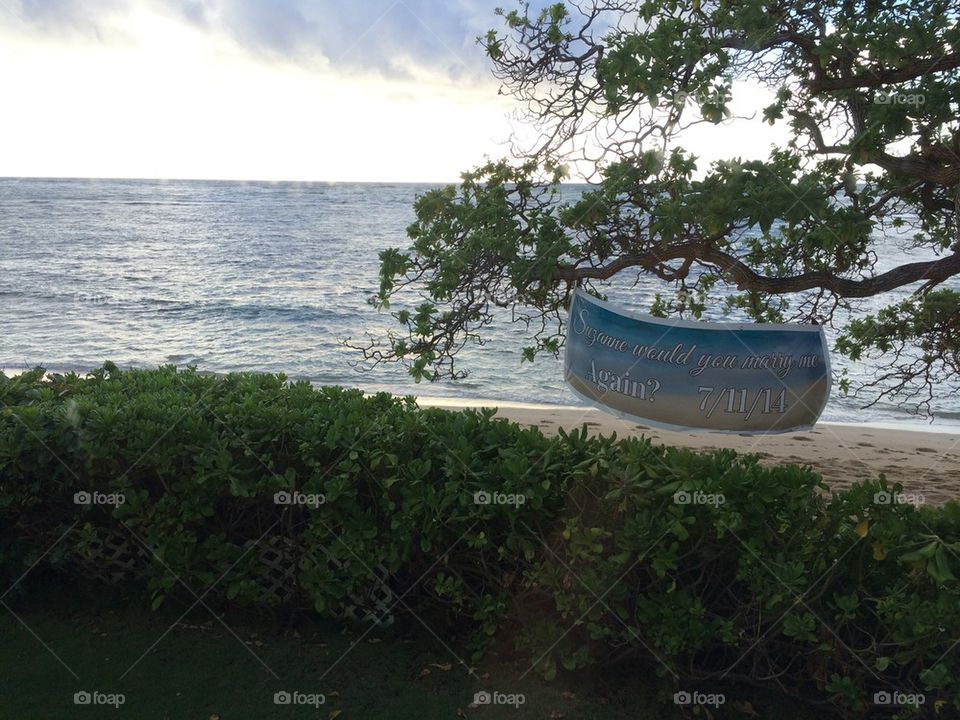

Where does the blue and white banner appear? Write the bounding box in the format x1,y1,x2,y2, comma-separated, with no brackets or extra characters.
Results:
564,290,831,434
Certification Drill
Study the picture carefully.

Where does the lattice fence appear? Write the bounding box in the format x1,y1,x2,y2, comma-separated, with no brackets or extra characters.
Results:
320,547,396,628
72,527,150,585
64,526,396,627
246,536,298,605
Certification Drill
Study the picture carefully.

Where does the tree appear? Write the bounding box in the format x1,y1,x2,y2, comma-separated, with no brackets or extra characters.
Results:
355,0,960,415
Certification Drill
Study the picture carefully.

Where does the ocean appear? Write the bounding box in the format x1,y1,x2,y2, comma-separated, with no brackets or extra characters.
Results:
1,177,957,430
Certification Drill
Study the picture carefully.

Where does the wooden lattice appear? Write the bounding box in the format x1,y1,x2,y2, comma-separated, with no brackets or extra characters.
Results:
237,537,397,625
63,526,395,625
73,527,149,585
245,536,298,605
317,548,396,628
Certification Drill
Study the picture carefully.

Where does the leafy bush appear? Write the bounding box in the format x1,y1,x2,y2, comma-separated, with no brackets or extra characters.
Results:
1,364,958,717
518,447,960,717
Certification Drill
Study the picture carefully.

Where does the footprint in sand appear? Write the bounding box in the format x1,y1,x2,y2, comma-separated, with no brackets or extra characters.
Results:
856,442,875,447
635,425,650,431
584,422,602,427
792,435,814,442
916,447,938,453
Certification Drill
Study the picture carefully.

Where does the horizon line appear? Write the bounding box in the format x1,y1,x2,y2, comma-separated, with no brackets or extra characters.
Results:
0,175,458,186
0,174,593,186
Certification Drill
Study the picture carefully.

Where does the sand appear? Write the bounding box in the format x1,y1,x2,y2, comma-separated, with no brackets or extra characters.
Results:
421,398,960,505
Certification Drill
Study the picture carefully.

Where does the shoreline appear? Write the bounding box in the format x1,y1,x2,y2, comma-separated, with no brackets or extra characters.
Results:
424,398,960,505
416,395,960,435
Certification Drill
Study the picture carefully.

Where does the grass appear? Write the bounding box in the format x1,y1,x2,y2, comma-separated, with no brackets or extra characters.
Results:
0,584,681,720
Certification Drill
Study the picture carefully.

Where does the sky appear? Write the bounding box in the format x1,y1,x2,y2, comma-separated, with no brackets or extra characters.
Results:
0,0,788,182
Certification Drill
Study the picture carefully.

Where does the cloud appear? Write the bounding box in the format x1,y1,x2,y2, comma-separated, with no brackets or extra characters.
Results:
13,0,126,37
4,0,507,81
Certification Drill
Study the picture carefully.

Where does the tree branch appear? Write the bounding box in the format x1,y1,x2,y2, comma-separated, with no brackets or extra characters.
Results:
808,52,960,92
556,244,960,298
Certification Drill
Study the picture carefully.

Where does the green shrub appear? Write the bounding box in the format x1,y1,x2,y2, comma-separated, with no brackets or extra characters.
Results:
1,364,958,718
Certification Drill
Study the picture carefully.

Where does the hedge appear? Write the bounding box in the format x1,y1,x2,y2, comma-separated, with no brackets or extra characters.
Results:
1,364,958,717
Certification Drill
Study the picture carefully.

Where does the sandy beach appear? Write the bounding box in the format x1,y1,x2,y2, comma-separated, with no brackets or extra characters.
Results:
423,399,960,505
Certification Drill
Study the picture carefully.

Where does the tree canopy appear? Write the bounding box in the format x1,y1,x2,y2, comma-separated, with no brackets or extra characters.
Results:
356,0,960,415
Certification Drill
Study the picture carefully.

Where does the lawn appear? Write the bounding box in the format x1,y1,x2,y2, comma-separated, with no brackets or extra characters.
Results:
0,589,683,720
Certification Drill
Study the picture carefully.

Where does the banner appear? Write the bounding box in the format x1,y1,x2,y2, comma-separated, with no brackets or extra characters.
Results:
564,290,831,434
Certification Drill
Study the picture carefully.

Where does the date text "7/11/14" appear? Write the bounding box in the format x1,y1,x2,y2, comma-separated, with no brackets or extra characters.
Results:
698,387,787,421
